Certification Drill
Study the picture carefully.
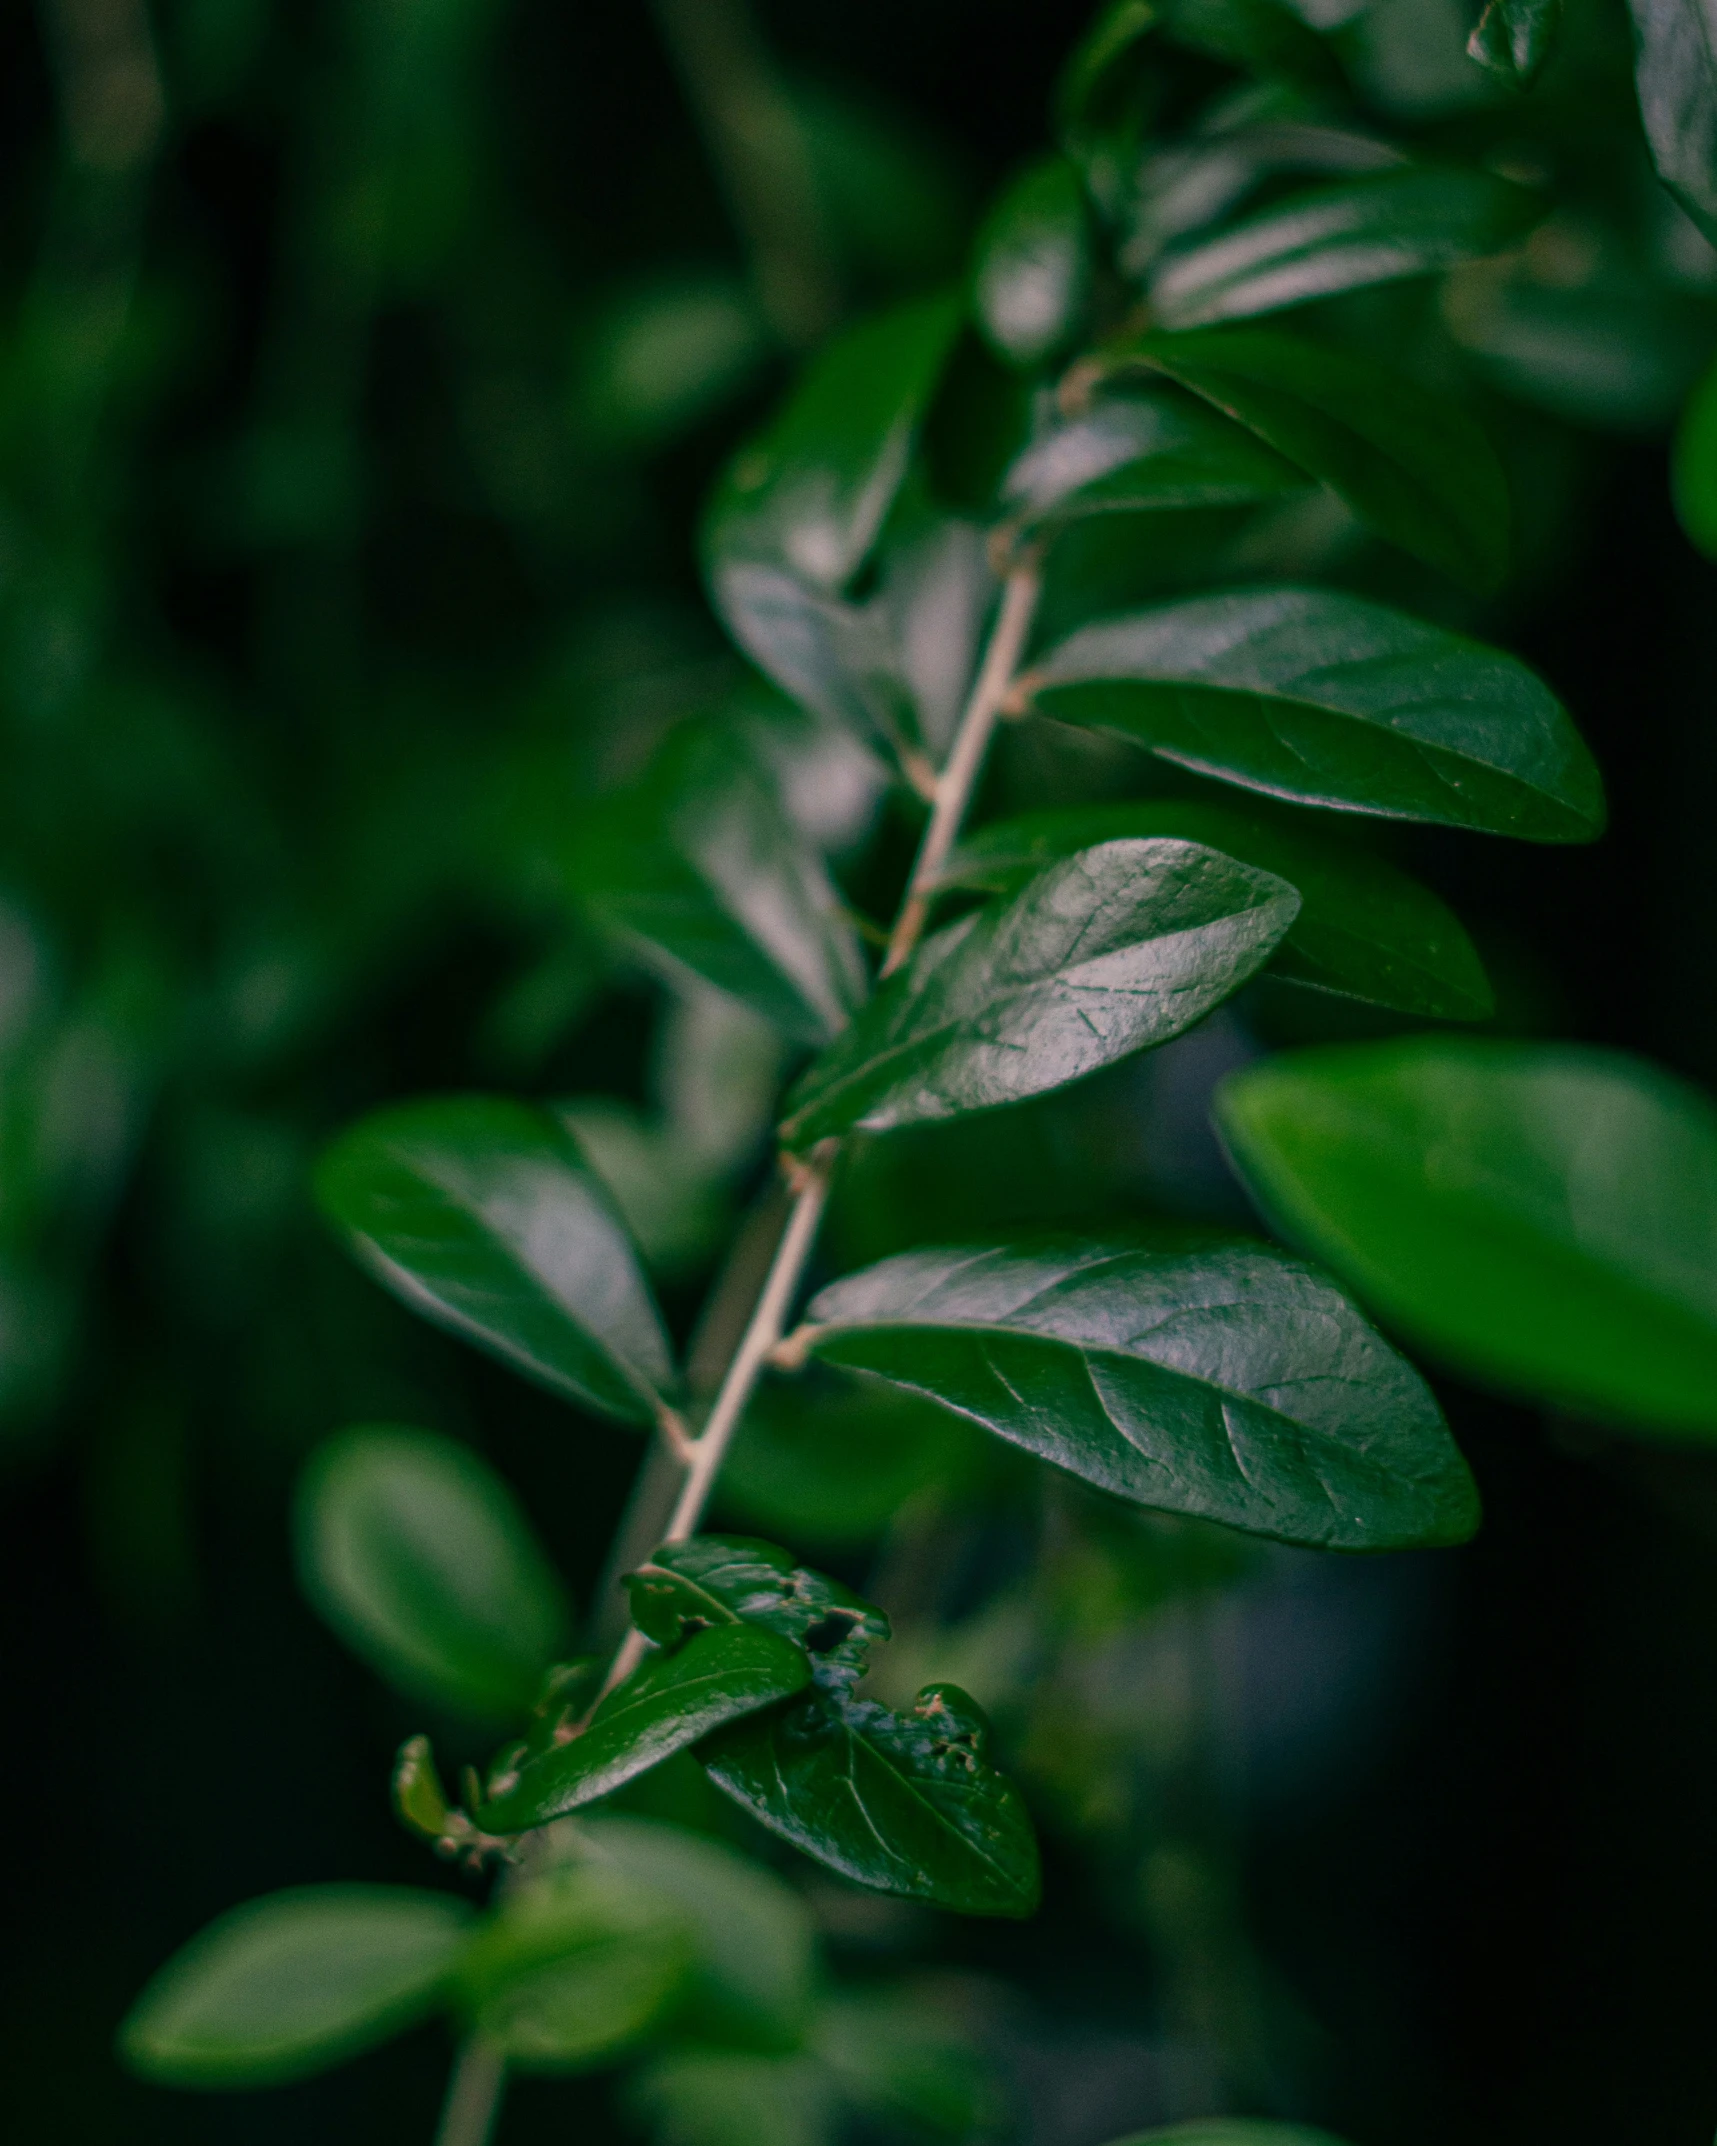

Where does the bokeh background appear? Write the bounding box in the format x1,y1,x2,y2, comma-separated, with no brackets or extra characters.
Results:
5,0,1717,2140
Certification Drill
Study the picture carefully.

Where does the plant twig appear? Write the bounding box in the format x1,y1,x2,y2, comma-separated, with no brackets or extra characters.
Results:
434,2036,506,2146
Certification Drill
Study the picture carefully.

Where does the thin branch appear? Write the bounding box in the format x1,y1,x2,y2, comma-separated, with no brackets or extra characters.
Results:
434,2037,506,2146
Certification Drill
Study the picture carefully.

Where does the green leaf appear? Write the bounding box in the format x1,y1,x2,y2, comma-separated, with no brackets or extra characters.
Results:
941,801,1492,1020
627,2047,836,2146
626,1535,890,1695
456,1862,694,2070
799,1234,1477,1548
705,292,962,595
1159,0,1343,89
393,1734,455,1841
1003,387,1309,529
1020,589,1605,841
566,722,868,1047
1626,0,1717,244
1101,2125,1356,2145
815,1985,997,2136
1055,0,1159,220
477,1625,813,1830
119,1886,475,2087
577,273,772,451
1215,1040,1717,1437
1148,168,1545,328
1673,349,1717,560
779,839,1299,1149
1467,0,1562,83
1108,325,1509,591
972,155,1094,370
581,1814,817,2049
703,1682,1041,1917
315,1096,676,1423
295,1426,571,1720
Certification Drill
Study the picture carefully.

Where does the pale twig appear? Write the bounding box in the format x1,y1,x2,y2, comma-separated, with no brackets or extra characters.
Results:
434,2036,506,2146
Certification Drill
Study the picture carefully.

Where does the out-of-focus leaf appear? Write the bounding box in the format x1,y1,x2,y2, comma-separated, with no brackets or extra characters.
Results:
456,1863,693,2070
1109,324,1509,590
942,800,1492,1019
703,1682,1041,1916
1055,0,1160,218
580,1815,817,2049
800,1234,1477,1548
1160,0,1344,88
626,1535,890,1695
295,1426,570,1721
705,293,961,594
577,274,773,450
118,1887,474,2086
566,722,868,1047
973,155,1094,369
1003,388,1308,528
627,2047,836,2146
1148,167,1545,327
553,1102,727,1279
1674,347,1717,557
1627,0,1717,244
815,1986,997,2137
1020,589,1605,841
315,1096,677,1424
779,839,1298,1148
1216,1040,1717,1436
477,1625,812,1830
1467,0,1562,81
795,79,971,288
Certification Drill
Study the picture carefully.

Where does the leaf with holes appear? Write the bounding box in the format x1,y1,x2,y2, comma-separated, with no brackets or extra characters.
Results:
626,1535,890,1695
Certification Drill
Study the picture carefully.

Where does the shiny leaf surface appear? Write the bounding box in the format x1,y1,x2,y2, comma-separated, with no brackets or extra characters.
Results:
1021,588,1604,840
703,1682,1041,1917
972,154,1093,369
295,1425,570,1720
779,839,1299,1148
1216,1040,1717,1436
119,1887,474,2086
566,722,868,1047
1627,0,1717,242
627,1535,890,1694
1468,0,1563,82
1149,168,1545,328
800,1235,1477,1548
942,801,1492,1019
1111,325,1509,591
477,1624,813,1830
316,1096,676,1423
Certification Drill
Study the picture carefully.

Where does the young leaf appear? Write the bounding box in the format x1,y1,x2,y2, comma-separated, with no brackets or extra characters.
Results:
565,722,868,1047
476,1625,813,1831
316,1096,677,1423
581,1814,818,2050
703,1682,1041,1917
1002,388,1309,529
1108,325,1510,592
296,1426,571,1720
1467,0,1562,83
941,801,1492,1021
705,292,962,595
118,1887,475,2087
1020,589,1605,841
626,1535,890,1694
779,838,1300,1149
972,155,1094,370
1215,1040,1717,1437
456,1862,694,2070
1149,168,1545,328
798,1235,1478,1549
1626,0,1717,243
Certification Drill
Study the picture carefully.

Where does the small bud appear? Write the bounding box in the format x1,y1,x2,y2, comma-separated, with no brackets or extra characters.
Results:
393,1734,452,1842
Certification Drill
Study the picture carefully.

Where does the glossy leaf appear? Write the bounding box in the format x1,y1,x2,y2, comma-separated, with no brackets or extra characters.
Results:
972,155,1093,369
799,1235,1477,1548
566,722,868,1048
316,1096,676,1423
1110,325,1510,591
119,1887,475,2086
1148,168,1545,328
941,801,1492,1020
1673,349,1717,560
1467,0,1562,82
705,292,961,594
295,1426,569,1720
703,1682,1041,1917
456,1862,693,2070
580,1814,817,2049
779,839,1299,1149
1627,0,1717,243
1002,388,1308,528
1021,588,1605,841
626,1535,890,1695
476,1624,812,1831
1216,1040,1717,1436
